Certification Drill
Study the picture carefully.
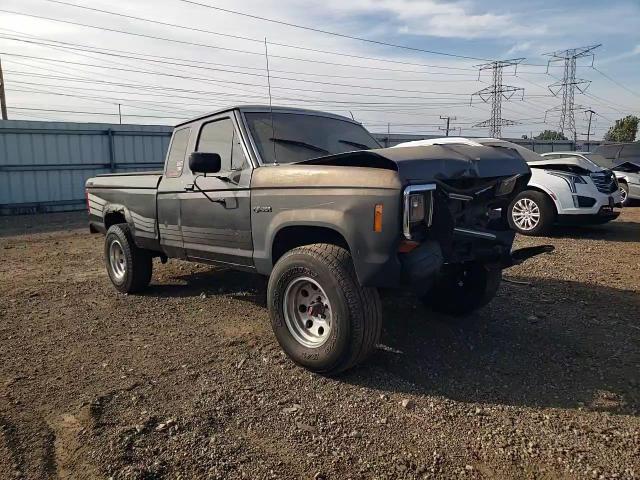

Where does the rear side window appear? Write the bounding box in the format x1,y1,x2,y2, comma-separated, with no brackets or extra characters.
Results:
165,127,191,178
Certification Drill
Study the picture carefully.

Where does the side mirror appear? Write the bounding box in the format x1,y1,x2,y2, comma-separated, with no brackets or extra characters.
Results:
189,152,221,174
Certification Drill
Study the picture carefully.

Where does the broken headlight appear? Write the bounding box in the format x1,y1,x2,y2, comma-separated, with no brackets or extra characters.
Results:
408,194,425,222
403,184,435,239
496,174,520,196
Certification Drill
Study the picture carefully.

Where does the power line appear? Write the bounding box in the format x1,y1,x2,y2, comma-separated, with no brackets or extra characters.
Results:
592,66,640,100
0,52,481,98
0,33,481,81
1,54,488,102
0,9,480,72
5,74,480,109
9,106,190,119
39,0,481,71
173,0,489,61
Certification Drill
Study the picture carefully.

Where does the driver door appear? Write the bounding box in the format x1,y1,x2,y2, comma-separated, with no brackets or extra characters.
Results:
179,115,254,268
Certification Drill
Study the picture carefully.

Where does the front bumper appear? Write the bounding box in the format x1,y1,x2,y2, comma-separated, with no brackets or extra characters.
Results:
398,227,554,290
557,206,620,225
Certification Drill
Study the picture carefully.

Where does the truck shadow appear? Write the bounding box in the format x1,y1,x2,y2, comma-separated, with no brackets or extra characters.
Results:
342,277,640,416
145,265,639,415
142,267,268,306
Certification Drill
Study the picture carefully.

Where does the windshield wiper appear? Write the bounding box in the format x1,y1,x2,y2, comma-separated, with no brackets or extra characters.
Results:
339,139,372,150
270,137,329,154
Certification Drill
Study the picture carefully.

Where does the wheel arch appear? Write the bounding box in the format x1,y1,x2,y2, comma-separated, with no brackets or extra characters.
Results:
103,205,133,231
271,225,350,265
521,184,560,215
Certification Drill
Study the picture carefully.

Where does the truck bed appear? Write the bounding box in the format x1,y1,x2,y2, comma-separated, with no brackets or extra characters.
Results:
86,172,163,250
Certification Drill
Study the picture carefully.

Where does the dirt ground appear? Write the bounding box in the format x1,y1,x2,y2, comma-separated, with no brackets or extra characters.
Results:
1,208,639,480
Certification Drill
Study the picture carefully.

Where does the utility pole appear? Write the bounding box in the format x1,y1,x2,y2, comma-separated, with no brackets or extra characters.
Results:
439,115,456,136
543,45,600,140
581,108,596,151
471,58,524,138
0,56,8,120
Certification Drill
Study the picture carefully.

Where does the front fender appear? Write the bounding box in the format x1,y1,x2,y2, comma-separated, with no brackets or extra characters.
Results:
251,187,403,287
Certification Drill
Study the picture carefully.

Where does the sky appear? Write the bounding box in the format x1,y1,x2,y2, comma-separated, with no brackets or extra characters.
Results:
0,0,639,139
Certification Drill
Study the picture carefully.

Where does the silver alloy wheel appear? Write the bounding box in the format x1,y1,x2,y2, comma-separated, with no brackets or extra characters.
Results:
512,197,541,231
109,239,127,281
283,277,332,348
620,185,628,204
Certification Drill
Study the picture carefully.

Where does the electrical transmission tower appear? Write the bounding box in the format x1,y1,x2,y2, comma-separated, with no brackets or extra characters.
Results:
471,58,524,138
543,45,600,141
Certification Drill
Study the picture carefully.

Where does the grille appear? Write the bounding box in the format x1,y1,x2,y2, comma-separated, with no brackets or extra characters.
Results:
590,170,618,194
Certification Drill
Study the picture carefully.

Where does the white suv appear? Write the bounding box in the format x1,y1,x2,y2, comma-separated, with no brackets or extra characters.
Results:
394,138,622,236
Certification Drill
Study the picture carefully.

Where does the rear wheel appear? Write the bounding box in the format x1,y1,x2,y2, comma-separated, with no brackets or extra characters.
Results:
422,262,502,316
268,244,382,374
508,190,555,236
104,224,152,293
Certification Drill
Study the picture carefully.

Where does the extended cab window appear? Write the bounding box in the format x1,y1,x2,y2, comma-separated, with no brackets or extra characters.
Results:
165,127,191,178
196,118,248,172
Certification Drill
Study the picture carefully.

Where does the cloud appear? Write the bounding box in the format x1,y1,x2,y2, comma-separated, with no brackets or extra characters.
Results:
319,0,547,39
600,44,640,65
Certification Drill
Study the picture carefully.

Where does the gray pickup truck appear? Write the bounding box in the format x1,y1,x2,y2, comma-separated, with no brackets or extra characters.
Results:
86,105,551,374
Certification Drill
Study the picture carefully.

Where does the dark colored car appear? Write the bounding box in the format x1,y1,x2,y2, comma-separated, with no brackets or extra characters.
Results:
86,105,551,374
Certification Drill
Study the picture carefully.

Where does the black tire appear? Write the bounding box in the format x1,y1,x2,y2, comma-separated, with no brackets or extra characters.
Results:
104,224,152,293
508,190,555,236
619,181,631,206
422,262,502,316
268,244,382,375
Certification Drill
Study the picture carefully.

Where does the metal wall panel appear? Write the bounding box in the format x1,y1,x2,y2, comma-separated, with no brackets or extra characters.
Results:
0,120,599,215
0,120,172,215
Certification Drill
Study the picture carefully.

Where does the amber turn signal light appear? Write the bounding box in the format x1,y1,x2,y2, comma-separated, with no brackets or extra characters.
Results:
373,204,383,232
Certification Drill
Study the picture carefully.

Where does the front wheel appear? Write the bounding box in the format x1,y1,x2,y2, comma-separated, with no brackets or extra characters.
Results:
508,190,555,236
267,244,382,375
422,262,502,316
619,182,630,206
104,224,152,293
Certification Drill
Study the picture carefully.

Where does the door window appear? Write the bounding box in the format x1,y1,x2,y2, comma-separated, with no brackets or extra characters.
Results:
196,118,248,172
165,127,191,178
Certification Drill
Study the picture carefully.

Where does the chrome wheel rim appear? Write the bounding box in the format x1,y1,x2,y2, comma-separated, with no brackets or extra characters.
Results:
512,198,541,231
620,186,628,204
283,277,332,348
109,239,126,281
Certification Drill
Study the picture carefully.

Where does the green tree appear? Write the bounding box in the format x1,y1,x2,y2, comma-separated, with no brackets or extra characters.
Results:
535,130,568,141
604,115,639,142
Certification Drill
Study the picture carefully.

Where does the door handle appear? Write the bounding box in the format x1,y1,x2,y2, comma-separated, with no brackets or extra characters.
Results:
184,184,195,191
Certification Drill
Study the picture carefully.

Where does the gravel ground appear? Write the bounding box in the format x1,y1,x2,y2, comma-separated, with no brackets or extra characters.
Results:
1,209,639,479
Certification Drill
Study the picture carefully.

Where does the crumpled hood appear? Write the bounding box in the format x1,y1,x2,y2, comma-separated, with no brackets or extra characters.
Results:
528,157,602,173
299,144,530,184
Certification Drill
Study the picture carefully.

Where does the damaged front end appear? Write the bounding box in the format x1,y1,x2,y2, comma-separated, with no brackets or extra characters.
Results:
395,149,553,290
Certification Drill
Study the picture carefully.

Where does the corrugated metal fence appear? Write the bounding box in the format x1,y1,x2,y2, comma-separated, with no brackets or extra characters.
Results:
0,120,600,215
0,120,172,215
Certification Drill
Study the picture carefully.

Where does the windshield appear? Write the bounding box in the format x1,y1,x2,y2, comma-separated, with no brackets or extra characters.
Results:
583,153,616,169
476,140,543,163
244,112,380,164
